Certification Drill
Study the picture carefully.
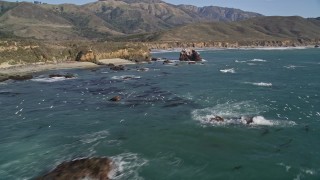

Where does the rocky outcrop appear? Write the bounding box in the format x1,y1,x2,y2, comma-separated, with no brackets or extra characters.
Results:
36,157,112,180
179,49,202,61
95,49,150,63
110,96,121,102
75,49,96,62
0,40,151,65
0,73,33,82
110,65,125,71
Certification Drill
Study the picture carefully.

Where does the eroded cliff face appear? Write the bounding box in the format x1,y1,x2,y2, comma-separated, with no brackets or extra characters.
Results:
0,40,151,66
145,39,320,49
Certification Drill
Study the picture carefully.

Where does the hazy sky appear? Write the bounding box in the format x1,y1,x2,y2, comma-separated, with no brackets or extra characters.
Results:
6,0,320,18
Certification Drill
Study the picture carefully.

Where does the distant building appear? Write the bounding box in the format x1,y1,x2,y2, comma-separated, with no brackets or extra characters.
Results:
34,1,42,4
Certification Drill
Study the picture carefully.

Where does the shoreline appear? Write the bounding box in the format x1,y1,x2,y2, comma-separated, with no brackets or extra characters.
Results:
0,58,135,76
150,45,316,53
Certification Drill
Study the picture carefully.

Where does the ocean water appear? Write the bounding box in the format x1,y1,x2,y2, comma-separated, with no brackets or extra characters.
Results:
0,48,319,179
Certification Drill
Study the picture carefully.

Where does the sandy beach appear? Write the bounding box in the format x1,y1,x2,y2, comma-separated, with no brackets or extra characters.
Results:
0,58,135,75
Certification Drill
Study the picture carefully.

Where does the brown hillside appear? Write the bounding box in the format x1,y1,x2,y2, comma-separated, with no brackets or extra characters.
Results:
151,16,320,42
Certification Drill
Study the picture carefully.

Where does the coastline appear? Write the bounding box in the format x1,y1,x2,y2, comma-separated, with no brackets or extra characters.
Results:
0,58,136,76
150,45,315,53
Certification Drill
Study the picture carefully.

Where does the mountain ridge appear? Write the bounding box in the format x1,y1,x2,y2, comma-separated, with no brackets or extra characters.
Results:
0,0,263,39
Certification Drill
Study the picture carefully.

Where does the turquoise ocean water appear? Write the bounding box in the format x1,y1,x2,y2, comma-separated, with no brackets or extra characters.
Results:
0,48,319,179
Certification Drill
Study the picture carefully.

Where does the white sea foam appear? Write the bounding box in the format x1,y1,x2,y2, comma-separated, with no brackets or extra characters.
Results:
220,68,235,73
302,169,316,175
111,75,141,80
191,101,265,125
249,59,267,62
78,130,110,144
284,65,305,69
235,60,247,63
31,77,75,82
245,82,273,87
109,153,148,180
191,101,296,127
277,162,291,172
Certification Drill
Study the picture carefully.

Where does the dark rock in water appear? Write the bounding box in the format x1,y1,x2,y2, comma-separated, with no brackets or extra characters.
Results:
110,65,125,71
243,116,254,124
137,68,149,72
315,45,319,48
110,96,121,102
179,49,202,61
8,74,33,81
232,165,243,171
122,76,132,80
210,116,224,122
35,157,112,180
49,74,75,79
163,60,172,64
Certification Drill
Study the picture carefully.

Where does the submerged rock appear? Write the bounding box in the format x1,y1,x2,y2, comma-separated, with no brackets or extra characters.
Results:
36,157,112,180
49,73,75,79
110,96,121,102
110,65,125,71
210,116,224,122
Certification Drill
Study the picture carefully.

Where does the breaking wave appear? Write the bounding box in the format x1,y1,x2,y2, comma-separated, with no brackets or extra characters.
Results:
249,59,267,62
111,75,141,80
191,101,296,127
31,77,76,82
245,82,273,87
109,153,148,180
220,68,235,73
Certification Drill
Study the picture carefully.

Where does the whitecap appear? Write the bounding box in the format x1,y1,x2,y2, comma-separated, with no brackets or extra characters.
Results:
31,77,75,82
111,75,141,80
249,59,267,62
77,130,110,144
235,60,247,63
245,82,272,87
109,153,148,180
302,169,316,175
250,116,275,126
284,65,305,69
220,68,235,73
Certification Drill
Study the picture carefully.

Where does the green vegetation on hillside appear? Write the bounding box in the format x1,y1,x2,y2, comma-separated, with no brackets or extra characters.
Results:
0,0,262,40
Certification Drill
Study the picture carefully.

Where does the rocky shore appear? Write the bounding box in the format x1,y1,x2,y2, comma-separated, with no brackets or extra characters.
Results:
145,39,319,49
